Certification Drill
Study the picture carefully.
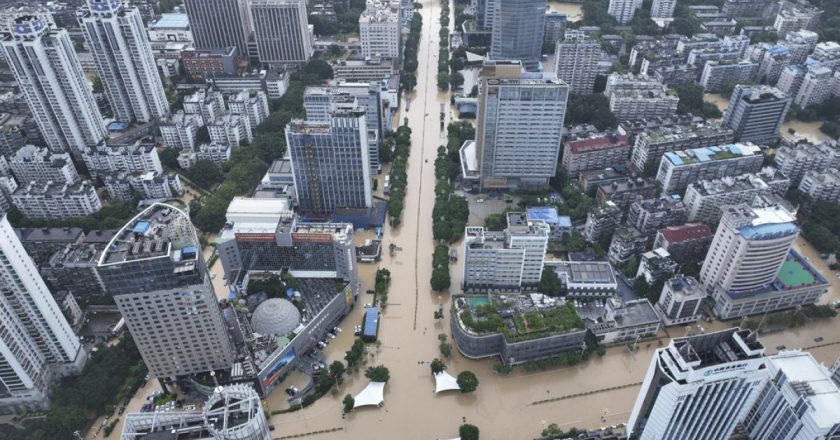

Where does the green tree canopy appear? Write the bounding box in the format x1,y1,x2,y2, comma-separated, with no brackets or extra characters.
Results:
459,424,480,440
457,371,479,393
365,365,391,382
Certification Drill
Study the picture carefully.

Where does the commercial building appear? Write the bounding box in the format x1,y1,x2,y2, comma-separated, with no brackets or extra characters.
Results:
545,260,617,299
451,294,587,365
554,32,600,94
543,12,566,45
475,61,568,190
463,213,550,290
583,201,622,243
774,139,840,185
160,111,203,151
627,328,768,439
120,385,271,440
12,181,102,220
723,85,791,145
654,275,705,326
183,0,251,58
79,0,169,123
251,0,312,66
655,143,764,195
8,144,79,185
97,204,235,378
701,204,829,319
653,223,712,266
80,138,162,179
332,57,396,82
587,298,661,345
700,60,759,93
15,227,85,266
596,177,657,210
684,167,790,224
798,168,840,203
147,13,193,53
488,0,546,70
359,0,400,59
604,74,679,121
608,0,642,25
286,104,372,215
626,196,687,245
208,113,252,148
181,47,246,79
630,120,734,175
744,351,840,440
561,132,630,177
0,214,86,415
1,14,106,156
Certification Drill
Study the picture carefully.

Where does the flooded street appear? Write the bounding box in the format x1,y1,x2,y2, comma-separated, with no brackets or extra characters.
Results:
547,1,583,22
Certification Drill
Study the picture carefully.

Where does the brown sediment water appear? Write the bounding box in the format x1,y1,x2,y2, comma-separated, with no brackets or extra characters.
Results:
547,1,583,22
705,92,831,143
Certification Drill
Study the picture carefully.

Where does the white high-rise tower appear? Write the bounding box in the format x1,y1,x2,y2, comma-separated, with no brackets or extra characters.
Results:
79,0,170,123
1,14,106,156
0,214,84,414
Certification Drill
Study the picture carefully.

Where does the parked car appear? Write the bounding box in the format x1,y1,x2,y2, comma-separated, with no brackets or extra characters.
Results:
333,326,342,333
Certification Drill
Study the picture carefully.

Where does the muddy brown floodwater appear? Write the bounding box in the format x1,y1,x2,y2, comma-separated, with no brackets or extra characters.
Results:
547,1,583,21
265,2,840,439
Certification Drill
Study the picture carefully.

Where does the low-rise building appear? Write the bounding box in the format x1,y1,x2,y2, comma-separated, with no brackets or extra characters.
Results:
11,181,102,220
15,226,85,266
545,260,617,299
177,150,197,169
655,143,765,195
561,132,631,177
525,206,572,241
583,201,622,243
700,60,758,93
607,226,647,266
684,167,790,224
596,177,657,211
159,111,203,151
8,144,79,186
653,223,713,266
626,196,687,245
577,168,628,195
630,120,735,174
636,248,678,285
774,139,840,185
587,298,660,345
196,142,231,166
798,168,840,202
332,57,397,82
451,294,588,365
655,275,705,326
41,243,107,297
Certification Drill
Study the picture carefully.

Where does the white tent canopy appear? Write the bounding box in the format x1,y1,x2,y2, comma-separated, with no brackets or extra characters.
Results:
433,371,461,395
353,381,386,408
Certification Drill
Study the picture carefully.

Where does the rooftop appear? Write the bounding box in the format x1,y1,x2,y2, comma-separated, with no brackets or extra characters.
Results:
550,261,616,285
658,223,712,243
566,133,630,154
455,294,585,342
99,203,198,266
768,351,840,430
726,251,828,299
150,13,190,30
663,143,762,166
670,328,765,370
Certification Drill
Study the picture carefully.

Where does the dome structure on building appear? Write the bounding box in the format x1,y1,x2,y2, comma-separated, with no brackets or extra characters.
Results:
250,298,300,336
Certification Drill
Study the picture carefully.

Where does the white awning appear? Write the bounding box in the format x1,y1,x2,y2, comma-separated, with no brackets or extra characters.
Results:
433,371,461,395
353,381,386,408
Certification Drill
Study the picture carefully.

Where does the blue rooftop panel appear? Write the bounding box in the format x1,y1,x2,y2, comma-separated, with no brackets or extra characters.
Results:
132,221,150,234
664,151,682,165
182,246,197,255
526,206,561,225
363,307,380,336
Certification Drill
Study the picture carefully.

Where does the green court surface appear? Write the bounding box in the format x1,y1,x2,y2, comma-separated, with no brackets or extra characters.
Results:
777,259,816,288
468,296,491,307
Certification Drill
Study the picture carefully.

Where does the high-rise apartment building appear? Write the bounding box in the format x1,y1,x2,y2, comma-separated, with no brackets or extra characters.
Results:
159,111,203,151
78,0,169,123
700,60,759,93
654,275,705,326
463,213,550,290
286,104,372,215
554,31,600,94
627,328,768,440
228,90,271,130
683,167,790,224
723,85,791,145
774,139,840,185
251,0,312,66
80,138,162,179
608,0,642,25
651,0,676,19
604,73,679,121
798,168,840,203
630,120,735,174
359,0,400,59
1,14,106,156
0,214,85,414
97,204,235,378
794,64,832,108
11,181,102,220
489,0,546,70
476,61,568,190
183,0,251,58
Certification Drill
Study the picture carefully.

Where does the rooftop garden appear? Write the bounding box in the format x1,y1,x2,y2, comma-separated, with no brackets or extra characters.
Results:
459,300,584,342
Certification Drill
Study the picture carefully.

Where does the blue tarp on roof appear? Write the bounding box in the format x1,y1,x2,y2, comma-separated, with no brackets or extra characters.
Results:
363,307,380,337
526,206,561,226
182,246,197,255
132,221,150,234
